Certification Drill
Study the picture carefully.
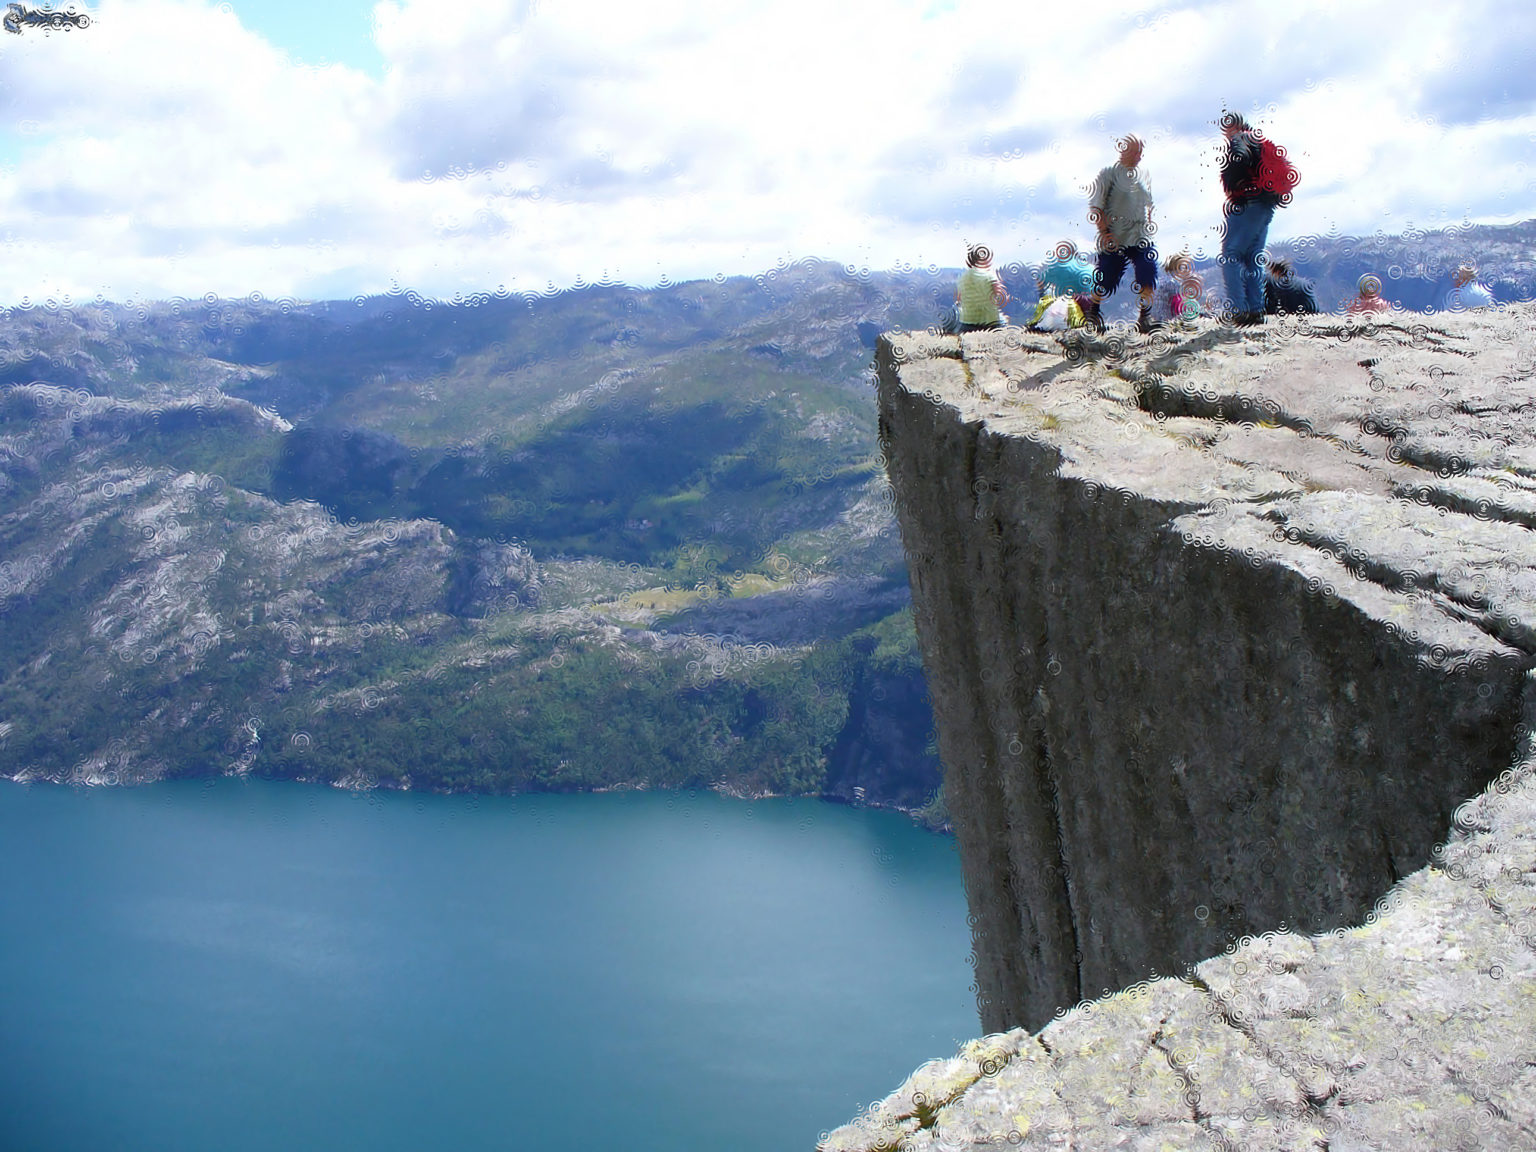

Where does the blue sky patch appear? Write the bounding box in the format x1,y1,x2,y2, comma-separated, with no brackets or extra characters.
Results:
228,0,383,74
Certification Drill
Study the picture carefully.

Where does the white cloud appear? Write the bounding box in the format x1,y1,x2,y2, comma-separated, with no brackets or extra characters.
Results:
0,0,1530,304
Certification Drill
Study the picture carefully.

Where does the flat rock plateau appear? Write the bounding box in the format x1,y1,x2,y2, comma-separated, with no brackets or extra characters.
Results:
823,305,1536,1150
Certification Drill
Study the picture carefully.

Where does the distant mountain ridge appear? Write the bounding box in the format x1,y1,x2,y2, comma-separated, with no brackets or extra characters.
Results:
1263,217,1536,311
0,260,952,817
0,221,1530,813
995,218,1536,321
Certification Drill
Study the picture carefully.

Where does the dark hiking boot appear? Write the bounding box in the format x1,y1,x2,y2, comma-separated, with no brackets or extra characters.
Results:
1137,305,1161,334
1078,295,1106,333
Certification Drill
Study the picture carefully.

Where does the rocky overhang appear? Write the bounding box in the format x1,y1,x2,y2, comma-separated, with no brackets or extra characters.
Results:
822,306,1536,1150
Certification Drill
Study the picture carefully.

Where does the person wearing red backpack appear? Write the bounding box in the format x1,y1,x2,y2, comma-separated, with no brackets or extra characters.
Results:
1218,112,1298,326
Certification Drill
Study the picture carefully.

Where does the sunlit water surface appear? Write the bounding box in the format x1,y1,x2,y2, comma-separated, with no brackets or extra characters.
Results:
0,779,975,1152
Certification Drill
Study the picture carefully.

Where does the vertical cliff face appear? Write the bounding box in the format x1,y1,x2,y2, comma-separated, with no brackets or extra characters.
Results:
876,312,1536,1034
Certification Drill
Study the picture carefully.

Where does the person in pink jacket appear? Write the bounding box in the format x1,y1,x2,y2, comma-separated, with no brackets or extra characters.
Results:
1348,275,1393,314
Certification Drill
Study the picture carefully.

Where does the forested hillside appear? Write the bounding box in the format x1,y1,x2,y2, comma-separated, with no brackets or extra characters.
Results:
0,261,952,819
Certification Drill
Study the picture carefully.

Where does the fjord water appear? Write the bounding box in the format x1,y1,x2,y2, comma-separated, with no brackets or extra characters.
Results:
0,780,973,1152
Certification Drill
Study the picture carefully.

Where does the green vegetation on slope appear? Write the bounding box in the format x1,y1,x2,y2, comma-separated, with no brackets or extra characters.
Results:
0,264,947,810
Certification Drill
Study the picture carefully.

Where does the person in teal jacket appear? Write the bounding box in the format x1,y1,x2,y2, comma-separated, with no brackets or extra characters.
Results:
1037,241,1097,297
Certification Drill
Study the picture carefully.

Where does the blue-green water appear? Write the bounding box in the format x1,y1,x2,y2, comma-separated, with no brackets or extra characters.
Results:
0,780,975,1152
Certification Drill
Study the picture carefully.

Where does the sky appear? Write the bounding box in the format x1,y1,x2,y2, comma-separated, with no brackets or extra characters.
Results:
0,0,1532,305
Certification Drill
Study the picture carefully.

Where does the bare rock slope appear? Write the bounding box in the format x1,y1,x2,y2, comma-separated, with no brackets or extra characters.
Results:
823,306,1536,1150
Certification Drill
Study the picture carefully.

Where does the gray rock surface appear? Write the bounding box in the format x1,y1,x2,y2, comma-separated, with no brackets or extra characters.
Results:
822,307,1536,1149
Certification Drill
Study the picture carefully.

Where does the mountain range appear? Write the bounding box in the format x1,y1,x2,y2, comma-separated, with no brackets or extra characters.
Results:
1,221,1531,820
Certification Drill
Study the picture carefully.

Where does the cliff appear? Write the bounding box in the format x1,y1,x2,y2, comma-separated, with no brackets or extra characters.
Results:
823,306,1536,1149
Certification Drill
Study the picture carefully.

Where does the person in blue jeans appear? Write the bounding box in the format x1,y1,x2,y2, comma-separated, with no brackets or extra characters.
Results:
1218,113,1287,326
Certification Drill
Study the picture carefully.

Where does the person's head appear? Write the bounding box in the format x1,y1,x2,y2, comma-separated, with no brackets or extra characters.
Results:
1117,135,1143,169
1220,111,1250,139
1268,258,1293,282
1454,264,1478,287
966,244,992,268
1163,252,1192,278
1358,274,1382,299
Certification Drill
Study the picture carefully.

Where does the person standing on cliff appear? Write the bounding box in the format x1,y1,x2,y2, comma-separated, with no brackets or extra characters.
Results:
1219,112,1298,326
1084,136,1159,334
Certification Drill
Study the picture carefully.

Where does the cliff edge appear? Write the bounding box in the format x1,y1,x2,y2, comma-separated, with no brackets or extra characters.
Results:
823,307,1536,1149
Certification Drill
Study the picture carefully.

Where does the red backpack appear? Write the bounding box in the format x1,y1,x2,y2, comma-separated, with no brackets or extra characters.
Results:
1255,137,1299,204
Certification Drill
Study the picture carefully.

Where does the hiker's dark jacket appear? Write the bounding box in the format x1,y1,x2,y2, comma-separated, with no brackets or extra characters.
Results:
1265,278,1319,314
1221,132,1283,208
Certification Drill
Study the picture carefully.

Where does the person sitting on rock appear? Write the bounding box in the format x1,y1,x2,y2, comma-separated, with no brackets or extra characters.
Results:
1150,252,1207,326
954,244,1008,332
1037,241,1097,299
1443,264,1495,311
1263,258,1319,315
1348,275,1393,315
